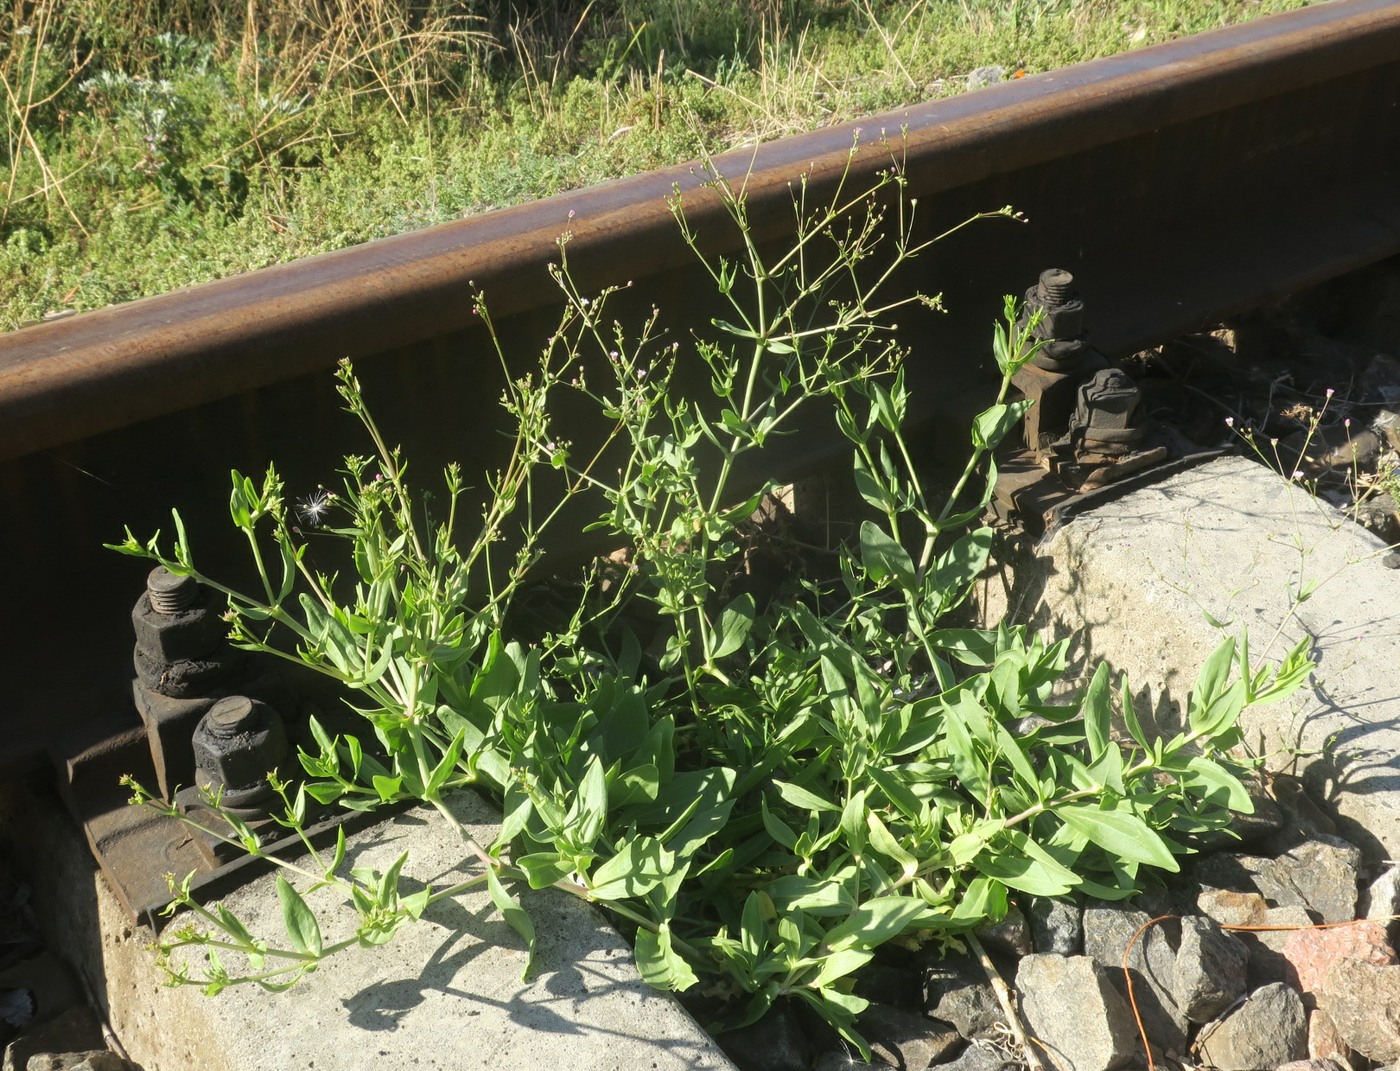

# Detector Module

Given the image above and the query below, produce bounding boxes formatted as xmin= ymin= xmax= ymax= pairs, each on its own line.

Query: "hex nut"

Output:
xmin=133 ymin=644 xmax=245 ymax=698
xmin=1031 ymin=337 xmax=1091 ymax=372
xmin=131 ymin=587 xmax=229 ymax=663
xmin=191 ymin=697 xmax=288 ymax=792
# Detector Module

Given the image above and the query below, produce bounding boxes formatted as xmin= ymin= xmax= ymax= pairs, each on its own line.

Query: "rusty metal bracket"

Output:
xmin=54 ymin=719 xmax=397 ymax=923
xmin=996 ymin=269 xmax=1190 ymax=533
xmin=51 ymin=569 xmax=394 ymax=924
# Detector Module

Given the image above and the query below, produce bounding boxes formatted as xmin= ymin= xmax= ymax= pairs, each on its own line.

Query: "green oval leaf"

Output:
xmin=275 ymin=875 xmax=322 ymax=957
xmin=1057 ymin=803 xmax=1178 ymax=871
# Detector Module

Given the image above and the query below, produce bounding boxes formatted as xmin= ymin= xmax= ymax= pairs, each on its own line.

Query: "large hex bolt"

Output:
xmin=191 ymin=696 xmax=289 ymax=813
xmin=1023 ymin=267 xmax=1086 ymax=348
xmin=131 ymin=566 xmax=244 ymax=798
xmin=132 ymin=567 xmax=229 ymax=664
xmin=1012 ymin=268 xmax=1108 ymax=453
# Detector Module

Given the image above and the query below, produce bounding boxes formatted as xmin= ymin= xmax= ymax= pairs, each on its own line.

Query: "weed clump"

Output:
xmin=113 ymin=156 xmax=1311 ymax=1055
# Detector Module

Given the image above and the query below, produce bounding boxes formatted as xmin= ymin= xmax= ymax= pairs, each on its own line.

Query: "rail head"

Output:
xmin=1 ymin=0 xmax=1397 ymax=464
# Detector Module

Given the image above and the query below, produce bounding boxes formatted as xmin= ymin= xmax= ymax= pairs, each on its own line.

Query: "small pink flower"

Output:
xmin=1225 ymin=416 xmax=1235 ymax=427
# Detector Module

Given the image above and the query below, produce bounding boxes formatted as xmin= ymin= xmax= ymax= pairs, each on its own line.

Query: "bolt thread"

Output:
xmin=1036 ymin=268 xmax=1075 ymax=306
xmin=147 ymin=567 xmax=198 ymax=614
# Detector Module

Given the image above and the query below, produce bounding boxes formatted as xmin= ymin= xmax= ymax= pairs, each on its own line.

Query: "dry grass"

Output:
xmin=1 ymin=0 xmax=91 ymax=234
xmin=0 ymin=0 xmax=1324 ymax=327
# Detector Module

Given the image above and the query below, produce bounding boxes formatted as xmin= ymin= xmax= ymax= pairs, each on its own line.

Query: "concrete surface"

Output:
xmin=0 ymin=781 xmax=733 ymax=1071
xmin=990 ymin=454 xmax=1400 ymax=860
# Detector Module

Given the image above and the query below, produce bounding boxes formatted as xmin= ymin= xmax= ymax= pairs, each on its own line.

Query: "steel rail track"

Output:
xmin=3 ymin=0 xmax=1400 ymax=772
xmin=3 ymin=0 xmax=1400 ymax=463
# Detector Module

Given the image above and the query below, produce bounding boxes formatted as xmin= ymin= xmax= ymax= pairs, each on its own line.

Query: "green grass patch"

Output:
xmin=1 ymin=0 xmax=1317 ymax=331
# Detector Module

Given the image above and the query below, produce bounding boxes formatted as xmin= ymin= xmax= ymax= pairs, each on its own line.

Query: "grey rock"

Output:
xmin=1271 ymin=774 xmax=1338 ymax=841
xmin=82 ymin=1056 xmax=129 ymax=1071
xmin=1195 ymin=853 xmax=1278 ymax=899
xmin=975 ymin=906 xmax=1032 ymax=958
xmin=853 ymin=964 xmax=921 ymax=1009
xmin=26 ymin=1054 xmax=128 ymax=1071
xmin=1266 ymin=836 xmax=1362 ymax=924
xmin=967 ymin=65 xmax=1006 ymax=88
xmin=1196 ymin=982 xmax=1307 ymax=1070
xmin=1239 ymin=906 xmax=1316 ymax=989
xmin=922 ymin=954 xmax=1007 ymax=1042
xmin=716 ymin=1000 xmax=816 ymax=1071
xmin=1275 ymin=1062 xmax=1348 ymax=1071
xmin=924 ymin=957 xmax=1002 ymax=1024
xmin=1196 ymin=891 xmax=1313 ymax=990
xmin=1 ymin=1007 xmax=103 ymax=1071
xmin=1319 ymin=959 xmax=1400 ymax=1063
xmin=0 ymin=990 xmax=32 ymax=1034
xmin=0 ymin=953 xmax=81 ymax=1029
xmin=857 ymin=1002 xmax=961 ymax=1070
xmin=1016 ymin=954 xmax=1138 ymax=1071
xmin=1174 ymin=916 xmax=1249 ymax=1024
xmin=1363 ymin=866 xmax=1400 ymax=923
xmin=922 ymin=952 xmax=987 ymax=1010
xmin=1083 ymin=905 xmax=1186 ymax=1055
xmin=1308 ymin=1007 xmax=1354 ymax=1066
xmin=1197 ymin=887 xmax=1270 ymax=927
xmin=1029 ymin=897 xmax=1082 ymax=955
xmin=1199 ymin=834 xmax=1363 ymax=923
xmin=931 ymin=1040 xmax=1016 ymax=1071
xmin=814 ymin=1054 xmax=883 ymax=1071
xmin=928 ymin=979 xmax=1004 ymax=1041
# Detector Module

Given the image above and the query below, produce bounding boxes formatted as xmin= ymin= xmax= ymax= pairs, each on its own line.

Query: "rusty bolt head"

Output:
xmin=192 ymin=696 xmax=288 ymax=792
xmin=131 ymin=581 xmax=227 ymax=664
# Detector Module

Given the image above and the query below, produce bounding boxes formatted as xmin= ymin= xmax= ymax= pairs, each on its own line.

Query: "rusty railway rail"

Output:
xmin=2 ymin=0 xmax=1399 ymax=912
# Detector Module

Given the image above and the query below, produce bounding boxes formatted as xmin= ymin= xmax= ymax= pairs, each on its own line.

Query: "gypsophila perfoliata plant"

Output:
xmin=112 ymin=138 xmax=1314 ymax=1057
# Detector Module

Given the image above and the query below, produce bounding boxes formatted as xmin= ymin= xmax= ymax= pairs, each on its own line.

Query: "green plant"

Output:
xmin=113 ymin=149 xmax=1312 ymax=1056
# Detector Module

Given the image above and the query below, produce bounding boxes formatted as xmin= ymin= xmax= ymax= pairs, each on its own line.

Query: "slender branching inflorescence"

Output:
xmin=112 ymin=145 xmax=1313 ymax=1055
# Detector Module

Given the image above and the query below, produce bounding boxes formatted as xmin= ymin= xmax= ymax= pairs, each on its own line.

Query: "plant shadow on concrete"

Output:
xmin=110 ymin=146 xmax=1312 ymax=1059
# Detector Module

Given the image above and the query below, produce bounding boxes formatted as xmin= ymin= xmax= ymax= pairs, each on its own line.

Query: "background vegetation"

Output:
xmin=2 ymin=0 xmax=1315 ymax=330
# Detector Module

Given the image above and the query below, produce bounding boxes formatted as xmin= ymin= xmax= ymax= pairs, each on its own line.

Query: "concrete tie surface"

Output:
xmin=1 ymin=783 xmax=734 ymax=1071
xmin=1014 ymin=454 xmax=1400 ymax=860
